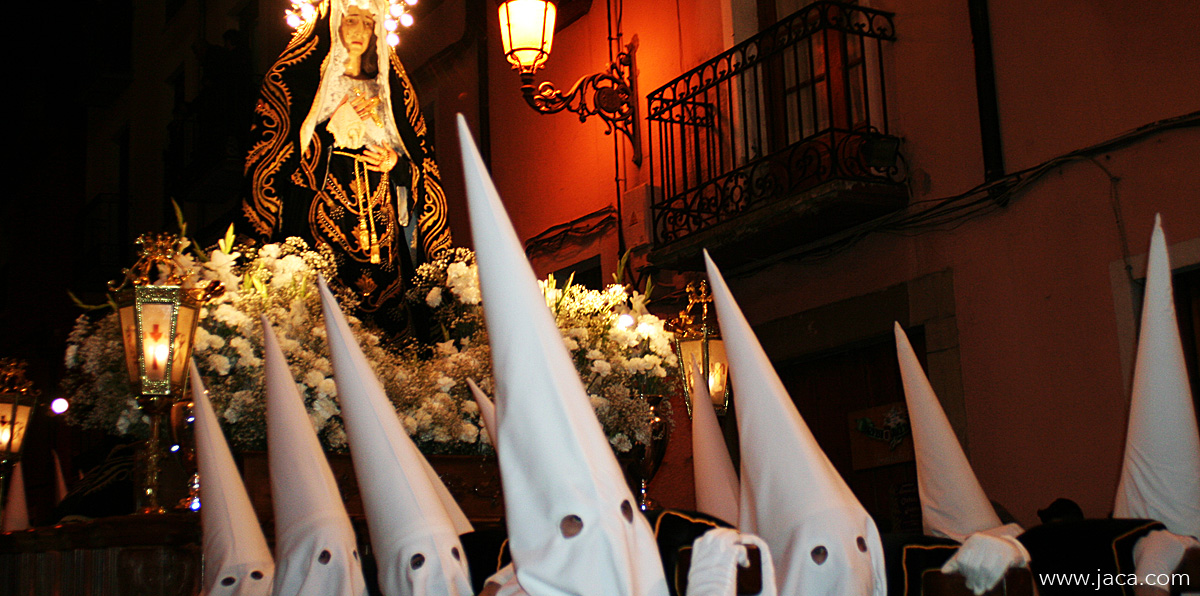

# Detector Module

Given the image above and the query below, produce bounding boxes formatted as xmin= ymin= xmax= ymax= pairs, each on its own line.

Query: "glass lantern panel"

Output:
xmin=678 ymin=338 xmax=704 ymax=393
xmin=705 ymin=339 xmax=729 ymax=408
xmin=679 ymin=337 xmax=730 ymax=408
xmin=499 ymin=0 xmax=556 ymax=70
xmin=0 ymin=403 xmax=32 ymax=455
xmin=170 ymin=304 xmax=199 ymax=389
xmin=119 ymin=305 xmax=139 ymax=385
xmin=140 ymin=302 xmax=176 ymax=383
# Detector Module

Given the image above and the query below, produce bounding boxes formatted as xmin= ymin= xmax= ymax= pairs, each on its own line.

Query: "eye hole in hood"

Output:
xmin=811 ymin=545 xmax=828 ymax=565
xmin=560 ymin=514 xmax=584 ymax=538
xmin=621 ymin=500 xmax=634 ymax=522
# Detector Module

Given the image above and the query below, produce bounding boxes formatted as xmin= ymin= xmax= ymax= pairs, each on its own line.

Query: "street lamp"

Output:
xmin=496 ymin=0 xmax=642 ymax=164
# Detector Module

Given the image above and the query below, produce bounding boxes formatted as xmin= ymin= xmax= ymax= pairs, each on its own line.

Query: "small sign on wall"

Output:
xmin=848 ymin=402 xmax=914 ymax=470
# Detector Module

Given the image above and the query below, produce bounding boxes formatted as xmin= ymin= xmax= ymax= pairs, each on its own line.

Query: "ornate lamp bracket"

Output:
xmin=520 ymin=42 xmax=642 ymax=166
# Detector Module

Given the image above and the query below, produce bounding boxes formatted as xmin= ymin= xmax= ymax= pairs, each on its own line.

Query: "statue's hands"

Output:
xmin=348 ymin=91 xmax=379 ymax=120
xmin=364 ymin=144 xmax=398 ymax=172
xmin=340 ymin=90 xmax=382 ymax=125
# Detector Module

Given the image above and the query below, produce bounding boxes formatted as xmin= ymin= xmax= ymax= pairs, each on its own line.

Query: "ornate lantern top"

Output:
xmin=108 ymin=232 xmax=223 ymax=300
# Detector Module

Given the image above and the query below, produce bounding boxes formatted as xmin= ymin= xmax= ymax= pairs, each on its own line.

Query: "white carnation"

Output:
xmin=304 ymin=370 xmax=326 ymax=388
xmin=426 ymin=287 xmax=443 ymax=308
xmin=610 ymin=433 xmax=633 ymax=452
xmin=207 ymin=354 xmax=231 ymax=376
xmin=590 ymin=360 xmax=612 ymax=376
xmin=458 ymin=423 xmax=479 ymax=444
xmin=317 ymin=378 xmax=338 ymax=397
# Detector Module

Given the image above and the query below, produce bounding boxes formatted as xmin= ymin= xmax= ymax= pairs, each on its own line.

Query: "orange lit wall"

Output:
xmin=475 ymin=0 xmax=1200 ymax=526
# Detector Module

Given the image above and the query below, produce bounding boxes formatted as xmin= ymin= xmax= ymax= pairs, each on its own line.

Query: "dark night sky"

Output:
xmin=5 ymin=4 xmax=93 ymax=392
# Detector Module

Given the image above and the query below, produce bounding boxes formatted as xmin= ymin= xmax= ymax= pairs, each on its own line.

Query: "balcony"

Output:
xmin=647 ymin=1 xmax=905 ymax=269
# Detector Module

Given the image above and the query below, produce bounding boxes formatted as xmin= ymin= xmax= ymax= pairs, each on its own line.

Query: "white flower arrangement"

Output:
xmin=64 ymin=237 xmax=674 ymax=455
xmin=410 ymin=251 xmax=677 ymax=450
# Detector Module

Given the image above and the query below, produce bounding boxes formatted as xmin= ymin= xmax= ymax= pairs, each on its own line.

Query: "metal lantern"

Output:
xmin=0 ymin=359 xmax=38 ymax=507
xmin=110 ymin=233 xmax=222 ymax=513
xmin=498 ymin=0 xmax=557 ymax=75
xmin=116 ymin=285 xmax=202 ymax=398
xmin=670 ymin=281 xmax=731 ymax=416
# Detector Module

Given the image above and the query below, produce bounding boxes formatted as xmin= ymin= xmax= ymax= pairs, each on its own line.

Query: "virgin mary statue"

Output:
xmin=242 ymin=0 xmax=450 ymax=337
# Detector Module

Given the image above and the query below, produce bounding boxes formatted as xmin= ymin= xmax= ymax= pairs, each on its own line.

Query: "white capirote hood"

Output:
xmin=705 ymin=252 xmax=886 ymax=596
xmin=263 ymin=316 xmax=367 ymax=596
xmin=458 ymin=114 xmax=668 ymax=596
xmin=319 ymin=278 xmax=474 ymax=596
xmin=191 ymin=362 xmax=275 ymax=596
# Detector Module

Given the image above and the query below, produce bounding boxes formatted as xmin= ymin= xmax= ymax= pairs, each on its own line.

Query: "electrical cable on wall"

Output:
xmin=727 ymin=110 xmax=1200 ymax=277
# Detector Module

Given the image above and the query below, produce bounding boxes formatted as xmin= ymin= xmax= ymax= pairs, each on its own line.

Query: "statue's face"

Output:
xmin=340 ymin=6 xmax=374 ymax=59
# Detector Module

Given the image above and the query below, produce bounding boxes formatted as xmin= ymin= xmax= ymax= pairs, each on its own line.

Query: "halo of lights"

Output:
xmin=50 ymin=397 xmax=70 ymax=414
xmin=287 ymin=0 xmax=415 ymax=47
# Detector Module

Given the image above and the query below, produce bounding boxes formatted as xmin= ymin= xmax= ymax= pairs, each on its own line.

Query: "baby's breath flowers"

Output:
xmin=65 ymin=243 xmax=674 ymax=455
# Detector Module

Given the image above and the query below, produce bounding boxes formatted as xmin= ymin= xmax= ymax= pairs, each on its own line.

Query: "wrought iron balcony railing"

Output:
xmin=647 ymin=1 xmax=902 ymax=249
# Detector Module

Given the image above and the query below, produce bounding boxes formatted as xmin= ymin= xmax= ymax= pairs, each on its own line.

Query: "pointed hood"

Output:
xmin=465 ymin=379 xmax=497 ymax=448
xmin=318 ymin=278 xmax=473 ymax=596
xmin=688 ymin=363 xmax=740 ymax=526
xmin=705 ymin=252 xmax=886 ymax=596
xmin=458 ymin=114 xmax=668 ymax=596
xmin=1 ymin=461 xmax=28 ymax=532
xmin=894 ymin=323 xmax=1002 ymax=542
xmin=1114 ymin=215 xmax=1200 ymax=538
xmin=52 ymin=451 xmax=69 ymax=504
xmin=191 ymin=362 xmax=275 ymax=596
xmin=263 ymin=317 xmax=367 ymax=596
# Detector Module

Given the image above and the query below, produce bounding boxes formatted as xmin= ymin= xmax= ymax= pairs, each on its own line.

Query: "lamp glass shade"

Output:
xmin=498 ymin=0 xmax=556 ymax=73
xmin=118 ymin=286 xmax=202 ymax=397
xmin=140 ymin=302 xmax=175 ymax=384
xmin=170 ymin=303 xmax=198 ymax=390
xmin=119 ymin=305 xmax=139 ymax=385
xmin=678 ymin=336 xmax=730 ymax=411
xmin=0 ymin=400 xmax=32 ymax=458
